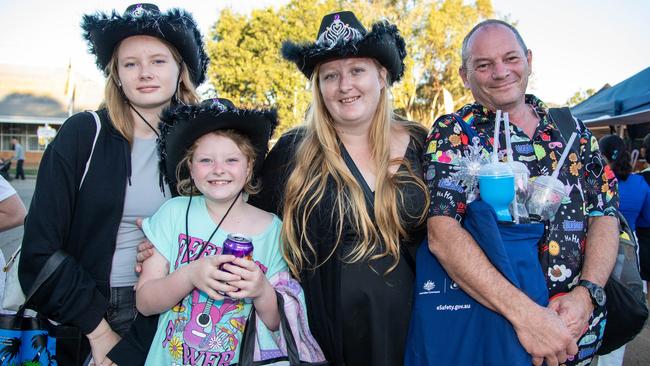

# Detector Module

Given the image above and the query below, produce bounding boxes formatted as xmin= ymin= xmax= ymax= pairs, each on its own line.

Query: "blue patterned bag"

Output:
xmin=0 ymin=251 xmax=83 ymax=366
xmin=0 ymin=316 xmax=67 ymax=365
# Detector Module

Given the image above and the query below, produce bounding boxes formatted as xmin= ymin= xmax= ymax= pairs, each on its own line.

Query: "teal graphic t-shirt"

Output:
xmin=142 ymin=196 xmax=286 ymax=366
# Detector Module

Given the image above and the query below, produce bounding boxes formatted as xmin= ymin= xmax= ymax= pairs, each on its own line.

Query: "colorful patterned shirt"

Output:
xmin=423 ymin=94 xmax=619 ymax=297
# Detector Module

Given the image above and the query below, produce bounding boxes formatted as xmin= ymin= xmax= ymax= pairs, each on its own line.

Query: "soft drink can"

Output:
xmin=221 ymin=233 xmax=254 ymax=261
xmin=218 ymin=234 xmax=253 ymax=295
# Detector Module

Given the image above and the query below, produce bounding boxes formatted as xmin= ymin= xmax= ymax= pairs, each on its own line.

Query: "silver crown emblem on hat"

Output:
xmin=316 ymin=14 xmax=363 ymax=49
xmin=210 ymin=99 xmax=227 ymax=112
xmin=131 ymin=4 xmax=145 ymax=17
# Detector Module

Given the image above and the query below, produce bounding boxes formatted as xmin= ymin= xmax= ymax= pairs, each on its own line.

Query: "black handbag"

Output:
xmin=238 ymin=290 xmax=328 ymax=366
xmin=598 ymin=276 xmax=648 ymax=354
xmin=596 ymin=213 xmax=649 ymax=355
xmin=0 ymin=250 xmax=85 ymax=366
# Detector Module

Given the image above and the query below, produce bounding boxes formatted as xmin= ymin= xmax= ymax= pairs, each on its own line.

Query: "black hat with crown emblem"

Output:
xmin=281 ymin=11 xmax=407 ymax=84
xmin=81 ymin=3 xmax=209 ymax=86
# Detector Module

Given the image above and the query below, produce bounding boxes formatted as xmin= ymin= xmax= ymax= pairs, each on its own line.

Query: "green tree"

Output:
xmin=409 ymin=0 xmax=492 ymax=125
xmin=566 ymin=88 xmax=596 ymax=106
xmin=208 ymin=1 xmax=338 ymax=134
xmin=207 ymin=0 xmax=494 ymax=135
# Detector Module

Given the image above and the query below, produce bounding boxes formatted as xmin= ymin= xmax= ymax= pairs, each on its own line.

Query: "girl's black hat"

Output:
xmin=158 ymin=99 xmax=278 ymax=191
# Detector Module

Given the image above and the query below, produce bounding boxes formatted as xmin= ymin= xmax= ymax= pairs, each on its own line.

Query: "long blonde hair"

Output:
xmin=101 ymin=37 xmax=200 ymax=145
xmin=282 ymin=63 xmax=429 ymax=278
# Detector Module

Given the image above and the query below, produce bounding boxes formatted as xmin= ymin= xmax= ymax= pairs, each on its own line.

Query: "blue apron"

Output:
xmin=404 ymin=200 xmax=547 ymax=366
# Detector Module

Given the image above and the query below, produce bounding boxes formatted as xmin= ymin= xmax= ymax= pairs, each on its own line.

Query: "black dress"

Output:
xmin=250 ymin=128 xmax=427 ymax=366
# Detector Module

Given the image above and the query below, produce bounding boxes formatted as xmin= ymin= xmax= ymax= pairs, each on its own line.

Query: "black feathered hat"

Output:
xmin=281 ymin=11 xmax=407 ymax=84
xmin=158 ymin=99 xmax=278 ymax=192
xmin=81 ymin=3 xmax=209 ymax=86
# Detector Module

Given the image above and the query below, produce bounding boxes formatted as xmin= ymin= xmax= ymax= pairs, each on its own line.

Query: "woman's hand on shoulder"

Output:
xmin=134 ymin=218 xmax=153 ymax=274
xmin=134 ymin=240 xmax=154 ymax=274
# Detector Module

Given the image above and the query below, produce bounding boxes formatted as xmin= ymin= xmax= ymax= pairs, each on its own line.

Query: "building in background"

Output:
xmin=0 ymin=63 xmax=103 ymax=169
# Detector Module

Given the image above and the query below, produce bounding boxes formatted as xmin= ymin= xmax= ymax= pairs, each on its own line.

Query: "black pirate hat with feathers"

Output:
xmin=281 ymin=11 xmax=407 ymax=84
xmin=81 ymin=3 xmax=209 ymax=86
xmin=158 ymin=99 xmax=278 ymax=195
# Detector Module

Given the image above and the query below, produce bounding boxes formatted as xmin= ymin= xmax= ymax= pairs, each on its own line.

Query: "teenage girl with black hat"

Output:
xmin=18 ymin=3 xmax=206 ymax=364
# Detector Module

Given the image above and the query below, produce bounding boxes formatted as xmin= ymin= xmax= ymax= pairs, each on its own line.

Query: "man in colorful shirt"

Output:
xmin=424 ymin=20 xmax=620 ymax=366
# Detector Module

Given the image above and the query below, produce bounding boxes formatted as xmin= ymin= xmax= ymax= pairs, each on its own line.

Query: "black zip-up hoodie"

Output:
xmin=18 ymin=109 xmax=157 ymax=363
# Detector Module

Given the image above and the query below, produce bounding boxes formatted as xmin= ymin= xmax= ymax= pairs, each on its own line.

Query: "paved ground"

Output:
xmin=1 ymin=178 xmax=648 ymax=365
xmin=622 ymin=322 xmax=650 ymax=366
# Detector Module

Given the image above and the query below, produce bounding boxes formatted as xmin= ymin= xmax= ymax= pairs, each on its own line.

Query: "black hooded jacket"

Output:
xmin=20 ymin=109 xmax=129 ymax=333
xmin=18 ymin=109 xmax=159 ymax=364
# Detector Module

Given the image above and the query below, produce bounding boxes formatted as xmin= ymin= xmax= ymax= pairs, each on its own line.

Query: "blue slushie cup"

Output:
xmin=479 ymin=162 xmax=515 ymax=222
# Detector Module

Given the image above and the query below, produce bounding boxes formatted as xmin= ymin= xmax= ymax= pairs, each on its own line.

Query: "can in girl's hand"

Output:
xmin=219 ymin=234 xmax=253 ymax=295
xmin=221 ymin=233 xmax=254 ymax=261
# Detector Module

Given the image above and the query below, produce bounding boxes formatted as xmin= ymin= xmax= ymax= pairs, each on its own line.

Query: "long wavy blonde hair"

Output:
xmin=101 ymin=37 xmax=200 ymax=145
xmin=282 ymin=62 xmax=429 ymax=278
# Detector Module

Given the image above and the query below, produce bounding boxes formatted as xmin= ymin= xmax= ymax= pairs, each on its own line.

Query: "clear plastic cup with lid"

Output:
xmin=525 ymin=175 xmax=567 ymax=222
xmin=526 ymin=131 xmax=576 ymax=222
xmin=507 ymin=161 xmax=530 ymax=223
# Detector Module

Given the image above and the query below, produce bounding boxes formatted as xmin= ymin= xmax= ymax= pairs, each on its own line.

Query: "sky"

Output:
xmin=0 ymin=0 xmax=648 ymax=105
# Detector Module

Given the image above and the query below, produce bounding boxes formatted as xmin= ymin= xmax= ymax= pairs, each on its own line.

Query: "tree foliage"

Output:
xmin=207 ymin=0 xmax=494 ymax=135
xmin=566 ymin=88 xmax=596 ymax=107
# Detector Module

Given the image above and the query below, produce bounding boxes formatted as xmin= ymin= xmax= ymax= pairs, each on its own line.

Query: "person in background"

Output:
xmin=10 ymin=137 xmax=25 ymax=180
xmin=599 ymin=135 xmax=650 ymax=234
xmin=18 ymin=3 xmax=205 ymax=365
xmin=637 ymin=134 xmax=650 ymax=305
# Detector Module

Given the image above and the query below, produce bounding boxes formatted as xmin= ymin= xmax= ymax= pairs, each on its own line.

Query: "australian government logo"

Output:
xmin=424 ymin=280 xmax=435 ymax=291
xmin=419 ymin=280 xmax=441 ymax=295
xmin=419 ymin=279 xmax=462 ymax=295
